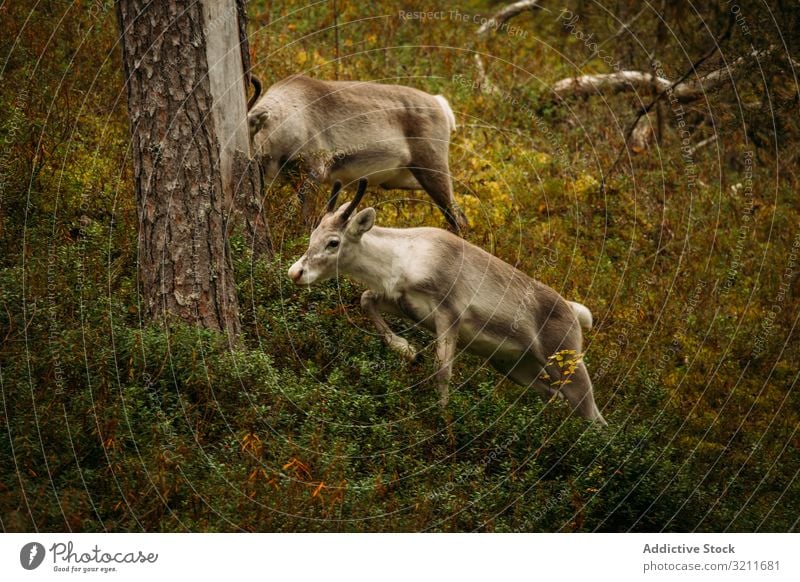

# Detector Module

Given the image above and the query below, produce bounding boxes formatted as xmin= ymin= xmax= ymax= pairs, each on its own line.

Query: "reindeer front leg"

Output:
xmin=361 ymin=291 xmax=419 ymax=363
xmin=433 ymin=310 xmax=460 ymax=407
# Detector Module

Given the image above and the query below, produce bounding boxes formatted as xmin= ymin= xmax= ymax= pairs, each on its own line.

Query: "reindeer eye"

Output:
xmin=326 ymin=240 xmax=340 ymax=250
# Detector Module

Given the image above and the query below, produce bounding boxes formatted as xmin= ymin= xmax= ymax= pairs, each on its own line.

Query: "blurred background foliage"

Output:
xmin=1 ymin=0 xmax=798 ymax=532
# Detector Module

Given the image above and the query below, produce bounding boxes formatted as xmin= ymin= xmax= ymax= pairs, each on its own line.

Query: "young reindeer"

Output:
xmin=288 ymin=180 xmax=607 ymax=425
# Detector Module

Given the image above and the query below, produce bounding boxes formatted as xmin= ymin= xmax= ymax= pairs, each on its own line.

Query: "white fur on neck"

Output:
xmin=341 ymin=228 xmax=427 ymax=300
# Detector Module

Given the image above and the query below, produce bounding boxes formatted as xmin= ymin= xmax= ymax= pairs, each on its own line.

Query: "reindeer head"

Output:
xmin=288 ymin=179 xmax=375 ymax=285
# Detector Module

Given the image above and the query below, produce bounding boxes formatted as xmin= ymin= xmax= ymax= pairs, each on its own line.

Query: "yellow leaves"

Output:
xmin=455 ymin=192 xmax=480 ymax=222
xmin=454 ymin=181 xmax=514 ymax=229
xmin=240 ymin=431 xmax=263 ymax=456
xmin=468 ymin=156 xmax=485 ymax=171
xmin=283 ymin=457 xmax=312 ymax=479
xmin=313 ymin=480 xmax=349 ymax=507
xmin=530 ymin=151 xmax=552 ymax=166
xmin=543 ymin=349 xmax=584 ymax=388
xmin=485 ymin=180 xmax=504 ymax=196
xmin=294 ymin=49 xmax=328 ymax=68
xmin=102 ymin=436 xmax=116 ymax=452
xmin=245 ymin=466 xmax=278 ymax=495
xmin=663 ymin=369 xmax=681 ymax=389
xmin=571 ymin=173 xmax=600 ymax=198
xmin=248 ymin=467 xmax=268 ymax=483
xmin=280 ymin=458 xmax=341 ymax=504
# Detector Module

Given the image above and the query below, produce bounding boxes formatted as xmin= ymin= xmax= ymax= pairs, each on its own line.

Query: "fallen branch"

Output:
xmin=687 ymin=135 xmax=717 ymax=156
xmin=553 ymin=48 xmax=775 ymax=103
xmin=474 ymin=0 xmax=543 ymax=92
xmin=476 ymin=0 xmax=542 ymax=35
xmin=600 ymin=13 xmax=736 ymax=182
xmin=474 ymin=53 xmax=501 ymax=95
xmin=552 ymin=71 xmax=673 ymax=99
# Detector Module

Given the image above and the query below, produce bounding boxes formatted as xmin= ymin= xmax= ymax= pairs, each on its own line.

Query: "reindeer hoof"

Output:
xmin=386 ymin=335 xmax=417 ymax=362
xmin=398 ymin=341 xmax=419 ymax=363
xmin=446 ymin=207 xmax=469 ymax=236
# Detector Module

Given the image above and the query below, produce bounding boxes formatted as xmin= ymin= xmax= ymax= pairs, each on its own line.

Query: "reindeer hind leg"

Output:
xmin=407 ymin=147 xmax=466 ymax=233
xmin=558 ymin=361 xmax=607 ymax=425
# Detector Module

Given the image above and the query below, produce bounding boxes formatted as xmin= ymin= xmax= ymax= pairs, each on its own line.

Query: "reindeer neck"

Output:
xmin=342 ymin=227 xmax=406 ymax=295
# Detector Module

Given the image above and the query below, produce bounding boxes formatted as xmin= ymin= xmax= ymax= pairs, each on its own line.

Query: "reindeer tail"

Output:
xmin=568 ymin=301 xmax=593 ymax=331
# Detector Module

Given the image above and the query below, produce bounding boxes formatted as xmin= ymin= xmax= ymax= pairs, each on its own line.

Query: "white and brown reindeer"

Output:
xmin=247 ymin=74 xmax=467 ymax=231
xmin=288 ymin=180 xmax=607 ymax=424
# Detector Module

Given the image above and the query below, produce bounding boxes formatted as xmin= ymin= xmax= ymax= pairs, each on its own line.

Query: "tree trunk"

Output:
xmin=235 ymin=0 xmax=271 ymax=257
xmin=117 ymin=0 xmax=255 ymax=338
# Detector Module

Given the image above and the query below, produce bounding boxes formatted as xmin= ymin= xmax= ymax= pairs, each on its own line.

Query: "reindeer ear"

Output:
xmin=346 ymin=208 xmax=376 ymax=238
xmin=249 ymin=110 xmax=270 ymax=135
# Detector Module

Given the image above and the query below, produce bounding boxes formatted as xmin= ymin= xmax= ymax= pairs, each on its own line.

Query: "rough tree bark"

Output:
xmin=117 ymin=0 xmax=255 ymax=338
